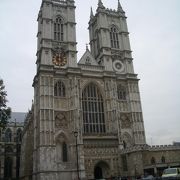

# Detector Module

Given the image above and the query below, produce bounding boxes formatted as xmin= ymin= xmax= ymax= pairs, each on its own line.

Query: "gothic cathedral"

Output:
xmin=20 ymin=0 xmax=146 ymax=179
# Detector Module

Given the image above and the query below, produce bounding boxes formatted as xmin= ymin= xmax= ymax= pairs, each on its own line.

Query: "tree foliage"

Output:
xmin=0 ymin=79 xmax=11 ymax=128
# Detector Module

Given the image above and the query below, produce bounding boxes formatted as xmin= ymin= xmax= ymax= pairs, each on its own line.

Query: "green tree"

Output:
xmin=0 ymin=78 xmax=11 ymax=128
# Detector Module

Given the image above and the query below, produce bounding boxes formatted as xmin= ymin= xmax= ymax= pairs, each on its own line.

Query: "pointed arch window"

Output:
xmin=62 ymin=142 xmax=68 ymax=162
xmin=54 ymin=81 xmax=65 ymax=97
xmin=54 ymin=17 xmax=64 ymax=41
xmin=16 ymin=128 xmax=22 ymax=143
xmin=56 ymin=135 xmax=68 ymax=163
xmin=82 ymin=83 xmax=105 ymax=134
xmin=110 ymin=26 xmax=119 ymax=49
xmin=117 ymin=85 xmax=126 ymax=100
xmin=5 ymin=128 xmax=12 ymax=142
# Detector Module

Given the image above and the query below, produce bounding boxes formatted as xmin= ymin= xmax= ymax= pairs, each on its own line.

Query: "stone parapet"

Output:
xmin=149 ymin=144 xmax=180 ymax=151
xmin=8 ymin=122 xmax=24 ymax=126
xmin=121 ymin=144 xmax=180 ymax=154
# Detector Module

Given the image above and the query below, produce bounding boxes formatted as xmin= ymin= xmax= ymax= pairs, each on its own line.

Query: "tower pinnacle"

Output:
xmin=90 ymin=7 xmax=94 ymax=18
xmin=98 ymin=0 xmax=105 ymax=9
xmin=117 ymin=0 xmax=124 ymax=13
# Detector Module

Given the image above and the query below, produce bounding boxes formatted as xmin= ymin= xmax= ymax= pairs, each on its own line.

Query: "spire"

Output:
xmin=98 ymin=0 xmax=105 ymax=9
xmin=90 ymin=7 xmax=94 ymax=18
xmin=86 ymin=43 xmax=89 ymax=51
xmin=117 ymin=0 xmax=124 ymax=13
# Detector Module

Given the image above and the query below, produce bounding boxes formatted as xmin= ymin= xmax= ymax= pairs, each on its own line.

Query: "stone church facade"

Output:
xmin=20 ymin=0 xmax=180 ymax=180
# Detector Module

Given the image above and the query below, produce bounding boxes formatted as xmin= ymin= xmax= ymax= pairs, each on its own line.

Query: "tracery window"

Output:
xmin=62 ymin=142 xmax=68 ymax=162
xmin=5 ymin=128 xmax=12 ymax=142
xmin=110 ymin=26 xmax=119 ymax=49
xmin=82 ymin=83 xmax=105 ymax=134
xmin=54 ymin=81 xmax=65 ymax=97
xmin=54 ymin=17 xmax=64 ymax=41
xmin=117 ymin=85 xmax=126 ymax=100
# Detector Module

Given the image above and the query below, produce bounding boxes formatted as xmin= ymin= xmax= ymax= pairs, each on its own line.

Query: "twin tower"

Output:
xmin=21 ymin=0 xmax=146 ymax=179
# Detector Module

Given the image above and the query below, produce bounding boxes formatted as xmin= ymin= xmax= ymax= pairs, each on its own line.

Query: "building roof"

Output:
xmin=9 ymin=112 xmax=27 ymax=123
xmin=173 ymin=142 xmax=180 ymax=146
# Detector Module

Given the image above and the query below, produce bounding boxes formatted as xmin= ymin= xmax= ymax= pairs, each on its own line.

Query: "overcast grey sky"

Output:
xmin=0 ymin=0 xmax=180 ymax=145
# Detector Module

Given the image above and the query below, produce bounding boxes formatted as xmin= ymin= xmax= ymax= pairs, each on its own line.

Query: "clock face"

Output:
xmin=52 ymin=52 xmax=67 ymax=66
xmin=113 ymin=60 xmax=124 ymax=72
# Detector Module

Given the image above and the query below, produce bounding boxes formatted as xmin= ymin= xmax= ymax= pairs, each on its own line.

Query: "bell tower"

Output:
xmin=37 ymin=0 xmax=77 ymax=68
xmin=89 ymin=0 xmax=146 ymax=146
xmin=89 ymin=0 xmax=133 ymax=73
xmin=32 ymin=1 xmax=83 ymax=180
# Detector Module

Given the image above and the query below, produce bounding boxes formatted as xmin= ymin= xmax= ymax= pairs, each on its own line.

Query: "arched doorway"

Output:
xmin=94 ymin=166 xmax=103 ymax=179
xmin=94 ymin=161 xmax=110 ymax=179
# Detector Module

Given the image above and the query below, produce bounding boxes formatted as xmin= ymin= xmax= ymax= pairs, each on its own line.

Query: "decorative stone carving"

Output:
xmin=55 ymin=113 xmax=68 ymax=129
xmin=121 ymin=114 xmax=131 ymax=129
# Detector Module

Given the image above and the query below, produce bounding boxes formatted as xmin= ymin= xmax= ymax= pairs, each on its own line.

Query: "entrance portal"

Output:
xmin=94 ymin=161 xmax=110 ymax=179
xmin=94 ymin=166 xmax=103 ymax=179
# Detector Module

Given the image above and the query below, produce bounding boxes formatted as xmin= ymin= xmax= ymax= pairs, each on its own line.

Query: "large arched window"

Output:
xmin=82 ymin=83 xmax=105 ymax=134
xmin=110 ymin=26 xmax=119 ymax=49
xmin=54 ymin=81 xmax=65 ymax=97
xmin=54 ymin=17 xmax=64 ymax=41
xmin=5 ymin=128 xmax=12 ymax=142
xmin=117 ymin=85 xmax=126 ymax=100
xmin=16 ymin=128 xmax=22 ymax=143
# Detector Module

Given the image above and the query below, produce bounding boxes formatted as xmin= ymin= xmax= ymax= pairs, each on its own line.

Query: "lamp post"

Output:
xmin=73 ymin=131 xmax=80 ymax=180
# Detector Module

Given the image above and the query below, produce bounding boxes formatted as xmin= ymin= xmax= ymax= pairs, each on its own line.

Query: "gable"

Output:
xmin=78 ymin=49 xmax=98 ymax=66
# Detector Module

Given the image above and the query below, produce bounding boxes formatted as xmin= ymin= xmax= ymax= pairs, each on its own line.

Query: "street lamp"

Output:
xmin=73 ymin=131 xmax=80 ymax=180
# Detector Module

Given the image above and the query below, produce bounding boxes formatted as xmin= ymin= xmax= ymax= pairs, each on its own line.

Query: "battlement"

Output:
xmin=99 ymin=8 xmax=125 ymax=17
xmin=53 ymin=0 xmax=67 ymax=5
xmin=121 ymin=144 xmax=180 ymax=154
xmin=149 ymin=144 xmax=180 ymax=151
xmin=42 ymin=0 xmax=75 ymax=7
xmin=106 ymin=8 xmax=117 ymax=13
xmin=52 ymin=0 xmax=75 ymax=6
